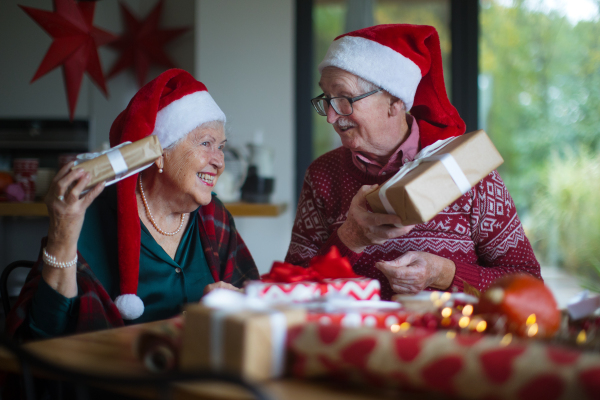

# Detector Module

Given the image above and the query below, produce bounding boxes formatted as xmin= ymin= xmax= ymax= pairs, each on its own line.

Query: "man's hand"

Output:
xmin=337 ymin=184 xmax=415 ymax=253
xmin=203 ymin=281 xmax=242 ymax=296
xmin=375 ymin=251 xmax=456 ymax=294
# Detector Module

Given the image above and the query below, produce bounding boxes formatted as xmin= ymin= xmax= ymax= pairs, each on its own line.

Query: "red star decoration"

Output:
xmin=20 ymin=0 xmax=117 ymax=120
xmin=107 ymin=0 xmax=190 ymax=87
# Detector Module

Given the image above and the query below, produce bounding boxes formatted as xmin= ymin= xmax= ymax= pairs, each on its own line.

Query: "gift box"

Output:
xmin=245 ymin=280 xmax=321 ymax=302
xmin=72 ymin=135 xmax=163 ymax=191
xmin=288 ymin=323 xmax=600 ymax=399
xmin=251 ymin=247 xmax=381 ymax=302
xmin=133 ymin=315 xmax=184 ymax=373
xmin=308 ymin=310 xmax=408 ymax=329
xmin=306 ymin=300 xmax=407 ymax=329
xmin=366 ymin=130 xmax=503 ymax=225
xmin=322 ymin=278 xmax=380 ymax=300
xmin=246 ymin=278 xmax=381 ymax=303
xmin=179 ymin=289 xmax=306 ymax=381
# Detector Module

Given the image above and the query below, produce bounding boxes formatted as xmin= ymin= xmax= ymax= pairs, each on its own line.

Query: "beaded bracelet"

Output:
xmin=42 ymin=247 xmax=77 ymax=269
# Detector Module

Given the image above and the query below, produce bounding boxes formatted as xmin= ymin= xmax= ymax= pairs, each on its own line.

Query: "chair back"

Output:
xmin=1 ymin=260 xmax=34 ymax=318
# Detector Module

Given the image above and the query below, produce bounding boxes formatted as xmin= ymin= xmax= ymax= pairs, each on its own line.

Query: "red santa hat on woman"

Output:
xmin=318 ymin=24 xmax=465 ymax=147
xmin=108 ymin=68 xmax=225 ymax=320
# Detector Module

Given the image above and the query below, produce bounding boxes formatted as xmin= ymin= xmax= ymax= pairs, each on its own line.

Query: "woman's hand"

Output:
xmin=42 ymin=162 xmax=104 ymax=297
xmin=337 ymin=185 xmax=415 ymax=253
xmin=203 ymin=281 xmax=242 ymax=296
xmin=375 ymin=251 xmax=456 ymax=295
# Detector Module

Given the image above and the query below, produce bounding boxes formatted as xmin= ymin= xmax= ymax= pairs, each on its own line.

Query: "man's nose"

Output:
xmin=326 ymin=103 xmax=340 ymax=124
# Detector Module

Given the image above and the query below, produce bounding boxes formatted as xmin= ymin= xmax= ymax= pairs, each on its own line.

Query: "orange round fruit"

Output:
xmin=478 ymin=274 xmax=561 ymax=338
xmin=0 ymin=172 xmax=14 ymax=192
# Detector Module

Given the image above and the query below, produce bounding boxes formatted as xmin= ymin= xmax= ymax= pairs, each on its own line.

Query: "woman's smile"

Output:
xmin=197 ymin=172 xmax=216 ymax=186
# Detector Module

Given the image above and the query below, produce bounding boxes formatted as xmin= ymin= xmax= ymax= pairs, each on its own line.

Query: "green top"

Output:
xmin=28 ymin=186 xmax=214 ymax=338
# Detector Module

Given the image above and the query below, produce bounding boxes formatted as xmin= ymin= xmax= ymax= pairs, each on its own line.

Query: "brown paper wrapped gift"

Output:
xmin=366 ymin=130 xmax=503 ymax=225
xmin=72 ymin=135 xmax=163 ymax=191
xmin=179 ymin=298 xmax=306 ymax=381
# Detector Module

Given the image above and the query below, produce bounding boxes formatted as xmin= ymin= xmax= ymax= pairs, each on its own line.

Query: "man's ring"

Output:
xmin=57 ymin=195 xmax=64 ymax=202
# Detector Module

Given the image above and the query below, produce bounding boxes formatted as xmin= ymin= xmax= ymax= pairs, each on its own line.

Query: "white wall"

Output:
xmin=196 ymin=0 xmax=295 ymax=274
xmin=0 ymin=0 xmax=195 ymax=150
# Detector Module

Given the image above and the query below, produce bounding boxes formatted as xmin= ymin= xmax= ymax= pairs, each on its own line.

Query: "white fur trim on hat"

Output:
xmin=318 ymin=36 xmax=422 ymax=110
xmin=152 ymin=91 xmax=226 ymax=149
xmin=115 ymin=293 xmax=145 ymax=320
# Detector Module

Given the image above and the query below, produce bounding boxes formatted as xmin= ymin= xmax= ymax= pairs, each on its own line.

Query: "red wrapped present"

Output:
xmin=247 ymin=247 xmax=381 ymax=302
xmin=288 ymin=323 xmax=600 ymax=399
xmin=245 ymin=277 xmax=381 ymax=302
xmin=133 ymin=315 xmax=184 ymax=372
xmin=321 ymin=278 xmax=380 ymax=301
xmin=306 ymin=300 xmax=408 ymax=329
xmin=245 ymin=280 xmax=322 ymax=302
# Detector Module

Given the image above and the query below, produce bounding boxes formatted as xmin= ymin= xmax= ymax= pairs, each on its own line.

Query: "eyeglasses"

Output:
xmin=311 ymin=87 xmax=383 ymax=116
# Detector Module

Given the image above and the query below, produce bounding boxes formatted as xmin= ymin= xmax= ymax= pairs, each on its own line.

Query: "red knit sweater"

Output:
xmin=285 ymin=147 xmax=541 ymax=300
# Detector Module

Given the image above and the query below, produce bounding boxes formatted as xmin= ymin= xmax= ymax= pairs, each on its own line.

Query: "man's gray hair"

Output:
xmin=356 ymin=75 xmax=380 ymax=93
xmin=355 ymin=75 xmax=405 ymax=110
xmin=165 ymin=120 xmax=225 ymax=151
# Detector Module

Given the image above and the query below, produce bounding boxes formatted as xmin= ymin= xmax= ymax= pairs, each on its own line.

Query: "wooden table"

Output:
xmin=0 ymin=322 xmax=437 ymax=400
xmin=0 ymin=202 xmax=287 ymax=218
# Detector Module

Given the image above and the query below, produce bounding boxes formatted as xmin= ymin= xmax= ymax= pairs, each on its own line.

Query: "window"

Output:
xmin=480 ymin=0 xmax=600 ymax=289
xmin=312 ymin=0 xmax=451 ymax=158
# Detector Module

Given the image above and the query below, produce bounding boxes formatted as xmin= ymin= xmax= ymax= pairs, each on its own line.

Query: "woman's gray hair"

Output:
xmin=164 ymin=120 xmax=225 ymax=151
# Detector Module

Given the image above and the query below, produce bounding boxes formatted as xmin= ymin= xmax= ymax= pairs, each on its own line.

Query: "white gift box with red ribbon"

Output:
xmin=245 ymin=281 xmax=322 ymax=302
xmin=245 ymin=277 xmax=381 ymax=303
xmin=321 ymin=278 xmax=381 ymax=300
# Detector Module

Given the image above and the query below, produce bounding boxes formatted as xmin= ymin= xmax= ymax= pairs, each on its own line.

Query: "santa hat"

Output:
xmin=318 ymin=24 xmax=465 ymax=147
xmin=108 ymin=68 xmax=225 ymax=320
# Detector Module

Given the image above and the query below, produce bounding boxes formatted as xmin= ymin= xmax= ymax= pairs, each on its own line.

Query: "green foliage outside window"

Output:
xmin=481 ymin=0 xmax=600 ymax=288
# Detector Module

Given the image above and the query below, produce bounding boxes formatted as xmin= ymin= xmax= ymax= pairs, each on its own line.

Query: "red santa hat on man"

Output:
xmin=318 ymin=24 xmax=465 ymax=147
xmin=108 ymin=68 xmax=225 ymax=320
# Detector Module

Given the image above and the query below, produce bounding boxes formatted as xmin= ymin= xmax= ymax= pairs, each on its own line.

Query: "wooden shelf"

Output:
xmin=0 ymin=202 xmax=287 ymax=218
xmin=0 ymin=202 xmax=48 ymax=217
xmin=222 ymin=202 xmax=287 ymax=217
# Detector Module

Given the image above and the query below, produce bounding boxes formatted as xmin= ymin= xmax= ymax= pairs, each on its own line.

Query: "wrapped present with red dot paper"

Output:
xmin=287 ymin=322 xmax=600 ymax=399
xmin=307 ymin=306 xmax=409 ymax=329
xmin=246 ymin=247 xmax=381 ymax=302
xmin=303 ymin=298 xmax=409 ymax=329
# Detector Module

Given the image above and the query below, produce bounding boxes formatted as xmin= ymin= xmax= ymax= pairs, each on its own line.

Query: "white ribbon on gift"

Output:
xmin=201 ymin=288 xmax=288 ymax=377
xmin=567 ymin=290 xmax=600 ymax=320
xmin=304 ymin=295 xmax=402 ymax=313
xmin=378 ymin=136 xmax=472 ymax=215
xmin=74 ymin=141 xmax=155 ymax=190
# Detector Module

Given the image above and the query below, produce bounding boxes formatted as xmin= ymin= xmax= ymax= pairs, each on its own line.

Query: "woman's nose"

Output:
xmin=212 ymin=149 xmax=224 ymax=170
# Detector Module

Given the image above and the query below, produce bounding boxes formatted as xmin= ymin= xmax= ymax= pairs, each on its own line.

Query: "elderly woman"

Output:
xmin=7 ymin=69 xmax=258 ymax=339
xmin=286 ymin=24 xmax=541 ymax=299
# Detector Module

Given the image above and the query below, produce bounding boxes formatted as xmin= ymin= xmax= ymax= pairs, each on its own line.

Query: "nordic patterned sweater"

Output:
xmin=285 ymin=146 xmax=542 ymax=300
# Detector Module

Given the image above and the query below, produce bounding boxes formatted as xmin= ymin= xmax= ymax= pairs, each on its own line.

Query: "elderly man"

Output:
xmin=285 ymin=24 xmax=541 ymax=300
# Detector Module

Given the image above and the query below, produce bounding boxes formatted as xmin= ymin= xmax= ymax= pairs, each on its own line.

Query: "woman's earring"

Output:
xmin=159 ymin=168 xmax=164 ymax=173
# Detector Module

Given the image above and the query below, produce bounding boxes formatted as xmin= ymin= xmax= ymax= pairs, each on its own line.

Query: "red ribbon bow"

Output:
xmin=261 ymin=246 xmax=358 ymax=283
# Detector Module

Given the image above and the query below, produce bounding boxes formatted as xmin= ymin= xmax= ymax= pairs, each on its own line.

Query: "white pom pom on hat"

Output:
xmin=114 ymin=294 xmax=144 ymax=320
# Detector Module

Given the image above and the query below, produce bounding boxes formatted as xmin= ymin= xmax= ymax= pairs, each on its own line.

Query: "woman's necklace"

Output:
xmin=138 ymin=172 xmax=185 ymax=236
